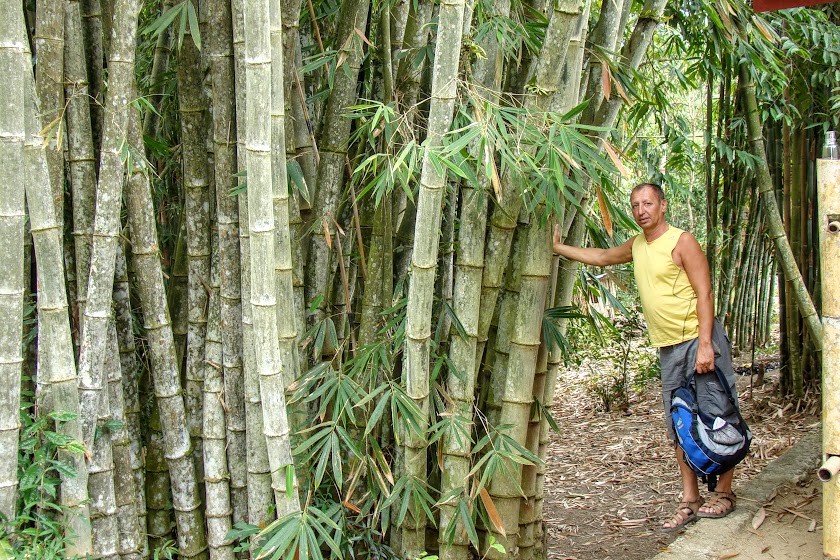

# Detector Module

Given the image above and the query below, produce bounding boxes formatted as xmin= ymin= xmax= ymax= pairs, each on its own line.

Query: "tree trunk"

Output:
xmin=114 ymin=242 xmax=147 ymax=555
xmin=244 ymin=0 xmax=301 ymax=514
xmin=178 ymin=25 xmax=212 ymax=491
xmin=487 ymin=218 xmax=551 ymax=560
xmin=18 ymin=31 xmax=92 ymax=551
xmin=304 ymin=0 xmax=372 ymax=331
xmin=74 ymin=0 xmax=142 ymax=554
xmin=268 ymin=0 xmax=302 ymax=512
xmin=33 ymin=0 xmax=65 ymax=231
xmin=439 ymin=186 xmax=487 ymax=560
xmin=142 ymin=0 xmax=173 ymax=140
xmin=208 ymin=0 xmax=248 ymax=530
xmin=125 ymin=106 xmax=209 ymax=559
xmin=281 ymin=0 xmax=309 ymax=342
xmin=705 ymin=73 xmax=717 ymax=289
xmin=402 ymin=0 xmax=466 ymax=553
xmin=739 ymin=62 xmax=822 ymax=349
xmin=80 ymin=0 xmax=104 ymax=152
xmin=105 ymin=320 xmax=143 ymax=559
xmin=65 ymin=0 xmax=98 ymax=332
xmin=204 ymin=238 xmax=236 ymax=560
xmin=231 ymin=0 xmax=274 ymax=529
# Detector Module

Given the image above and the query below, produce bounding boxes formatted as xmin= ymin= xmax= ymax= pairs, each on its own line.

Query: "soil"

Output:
xmin=543 ymin=352 xmax=821 ymax=560
xmin=715 ymin=471 xmax=823 ymax=560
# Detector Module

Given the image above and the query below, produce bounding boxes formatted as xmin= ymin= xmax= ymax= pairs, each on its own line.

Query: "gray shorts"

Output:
xmin=659 ymin=319 xmax=740 ymax=441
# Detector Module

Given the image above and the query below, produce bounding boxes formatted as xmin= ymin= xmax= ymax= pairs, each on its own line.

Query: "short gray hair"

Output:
xmin=631 ymin=183 xmax=665 ymax=202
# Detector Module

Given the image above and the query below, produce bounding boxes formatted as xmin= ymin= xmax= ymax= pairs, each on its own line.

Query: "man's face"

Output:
xmin=630 ymin=187 xmax=667 ymax=231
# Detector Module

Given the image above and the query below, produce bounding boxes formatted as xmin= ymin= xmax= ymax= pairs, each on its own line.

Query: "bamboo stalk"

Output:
xmin=245 ymin=0 xmax=300 ymax=515
xmin=817 ymin=158 xmax=840 ymax=559
xmin=208 ymin=0 xmax=248 ymax=529
xmin=402 ymin=0 xmax=466 ymax=553
xmin=125 ymin=106 xmax=209 ymax=559
xmin=204 ymin=238 xmax=236 ymax=560
xmin=178 ymin=25 xmax=213 ymax=487
xmin=114 ymin=243 xmax=147 ymax=555
xmin=739 ymin=62 xmax=822 ymax=349
xmin=17 ymin=24 xmax=92 ymax=550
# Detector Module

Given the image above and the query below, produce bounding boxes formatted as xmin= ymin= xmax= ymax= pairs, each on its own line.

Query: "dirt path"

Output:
xmin=543 ymin=360 xmax=820 ymax=560
xmin=715 ymin=471 xmax=823 ymax=560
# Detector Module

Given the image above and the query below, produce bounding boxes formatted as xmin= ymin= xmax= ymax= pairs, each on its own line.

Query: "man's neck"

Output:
xmin=643 ymin=222 xmax=669 ymax=243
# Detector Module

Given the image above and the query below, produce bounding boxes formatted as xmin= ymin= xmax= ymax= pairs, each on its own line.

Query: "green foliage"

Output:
xmin=346 ymin=91 xmax=620 ymax=220
xmin=152 ymin=539 xmax=178 ymax=560
xmin=347 ymin=100 xmax=421 ymax=207
xmin=142 ymin=0 xmax=201 ymax=51
xmin=1 ymin=398 xmax=85 ymax=559
xmin=471 ymin=0 xmax=547 ymax=62
xmin=570 ymin=314 xmax=659 ymax=412
xmin=242 ymin=290 xmax=543 ymax=558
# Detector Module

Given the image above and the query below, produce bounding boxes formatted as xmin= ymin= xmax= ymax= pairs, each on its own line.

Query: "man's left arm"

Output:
xmin=675 ymin=233 xmax=715 ymax=373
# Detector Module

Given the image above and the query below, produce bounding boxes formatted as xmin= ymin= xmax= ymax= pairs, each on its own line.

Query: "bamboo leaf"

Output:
xmin=354 ymin=27 xmax=374 ymax=48
xmin=177 ymin=1 xmax=187 ymax=48
xmin=287 ymin=159 xmax=310 ymax=205
xmin=458 ymin=499 xmax=479 ymax=549
xmin=142 ymin=2 xmax=183 ymax=38
xmin=602 ymin=62 xmax=611 ymax=101
xmin=595 ymin=186 xmax=614 ymax=238
xmin=370 ymin=438 xmax=394 ymax=485
xmin=285 ymin=465 xmax=294 ymax=500
xmin=322 ymin=218 xmax=332 ymax=249
xmin=479 ymin=487 xmax=505 ymax=537
xmin=186 ymin=0 xmax=201 ymax=49
xmin=48 ymin=410 xmax=79 ymax=423
xmin=364 ymin=389 xmax=391 ymax=437
xmin=600 ymin=139 xmax=629 ymax=178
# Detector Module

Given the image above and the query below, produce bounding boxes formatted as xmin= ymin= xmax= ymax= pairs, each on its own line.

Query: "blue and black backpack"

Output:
xmin=670 ymin=366 xmax=752 ymax=491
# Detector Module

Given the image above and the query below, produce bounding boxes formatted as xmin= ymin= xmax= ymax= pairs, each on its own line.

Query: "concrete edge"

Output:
xmin=650 ymin=428 xmax=822 ymax=560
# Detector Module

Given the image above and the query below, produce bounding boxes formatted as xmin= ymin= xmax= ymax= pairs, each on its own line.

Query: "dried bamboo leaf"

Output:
xmin=601 ymin=62 xmax=611 ymax=101
xmin=479 ymin=487 xmax=506 ymax=537
xmin=752 ymin=507 xmax=766 ymax=529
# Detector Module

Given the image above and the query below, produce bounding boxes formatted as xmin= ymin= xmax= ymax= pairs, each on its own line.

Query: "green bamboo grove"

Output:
xmin=0 ymin=0 xmax=839 ymax=558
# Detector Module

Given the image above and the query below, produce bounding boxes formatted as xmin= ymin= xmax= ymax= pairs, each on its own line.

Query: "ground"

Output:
xmin=543 ymin=350 xmax=821 ymax=560
xmin=714 ymin=471 xmax=823 ymax=560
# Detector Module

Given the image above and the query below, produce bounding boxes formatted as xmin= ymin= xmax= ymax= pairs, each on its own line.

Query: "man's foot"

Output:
xmin=697 ymin=491 xmax=736 ymax=518
xmin=658 ymin=498 xmax=704 ymax=533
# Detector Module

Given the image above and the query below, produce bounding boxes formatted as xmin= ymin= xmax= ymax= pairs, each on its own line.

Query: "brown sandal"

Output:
xmin=698 ymin=491 xmax=736 ymax=518
xmin=658 ymin=498 xmax=704 ymax=533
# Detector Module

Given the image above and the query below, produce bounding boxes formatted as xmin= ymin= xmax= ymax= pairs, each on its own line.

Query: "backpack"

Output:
xmin=670 ymin=366 xmax=752 ymax=491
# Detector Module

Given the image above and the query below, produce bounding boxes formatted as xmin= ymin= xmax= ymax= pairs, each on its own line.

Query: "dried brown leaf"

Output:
xmin=752 ymin=507 xmax=766 ymax=530
xmin=752 ymin=15 xmax=776 ymax=43
xmin=602 ymin=62 xmax=611 ymax=101
xmin=354 ymin=27 xmax=374 ymax=47
xmin=323 ymin=219 xmax=332 ymax=249
xmin=479 ymin=487 xmax=506 ymax=537
xmin=595 ymin=186 xmax=613 ymax=239
xmin=601 ymin=139 xmax=630 ymax=178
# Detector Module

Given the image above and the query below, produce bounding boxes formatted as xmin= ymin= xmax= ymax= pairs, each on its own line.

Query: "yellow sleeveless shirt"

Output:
xmin=631 ymin=225 xmax=699 ymax=347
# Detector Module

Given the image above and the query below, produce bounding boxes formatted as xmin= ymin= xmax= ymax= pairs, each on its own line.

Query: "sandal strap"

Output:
xmin=704 ymin=492 xmax=736 ymax=512
xmin=662 ymin=501 xmax=699 ymax=529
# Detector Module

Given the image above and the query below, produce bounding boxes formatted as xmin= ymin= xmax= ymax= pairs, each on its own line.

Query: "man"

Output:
xmin=553 ymin=183 xmax=740 ymax=532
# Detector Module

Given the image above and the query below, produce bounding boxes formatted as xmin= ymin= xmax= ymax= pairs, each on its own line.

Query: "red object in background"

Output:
xmin=754 ymin=0 xmax=836 ymax=12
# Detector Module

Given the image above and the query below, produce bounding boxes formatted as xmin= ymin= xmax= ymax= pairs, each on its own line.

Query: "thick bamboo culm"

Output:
xmin=818 ymin=157 xmax=840 ymax=559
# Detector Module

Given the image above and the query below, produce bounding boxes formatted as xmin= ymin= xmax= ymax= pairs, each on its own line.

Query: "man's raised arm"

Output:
xmin=552 ymin=225 xmax=635 ymax=267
